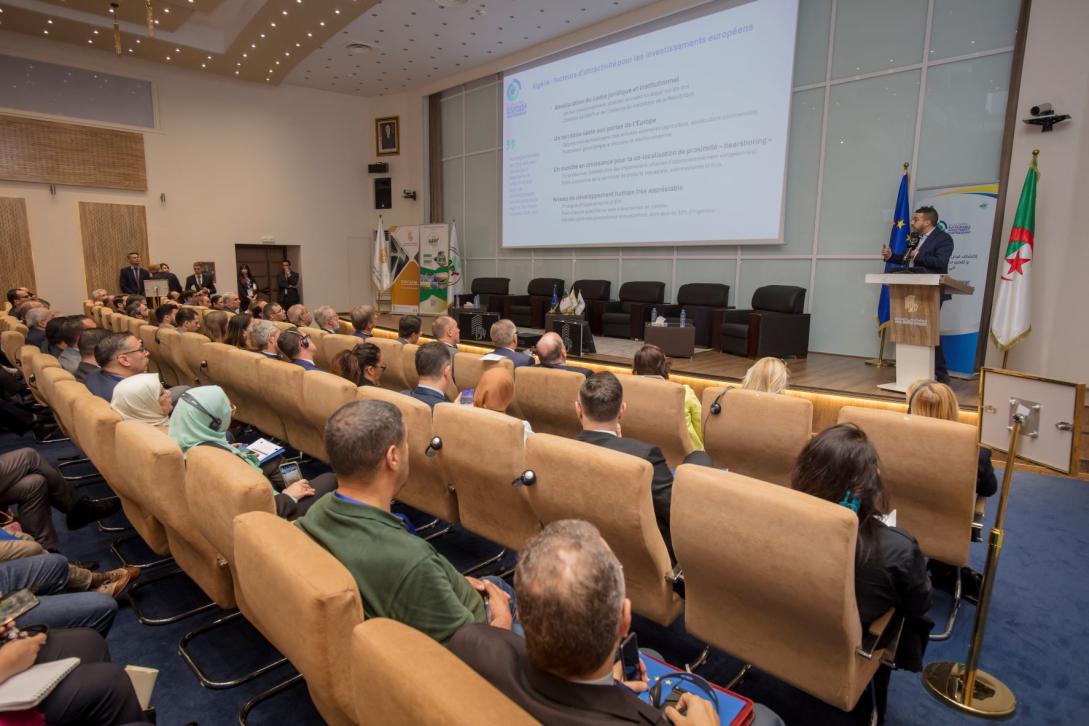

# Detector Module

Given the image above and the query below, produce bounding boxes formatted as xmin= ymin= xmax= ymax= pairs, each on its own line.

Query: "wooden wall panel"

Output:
xmin=0 ymin=115 xmax=147 ymax=191
xmin=79 ymin=202 xmax=149 ymax=296
xmin=0 ymin=197 xmax=37 ymax=296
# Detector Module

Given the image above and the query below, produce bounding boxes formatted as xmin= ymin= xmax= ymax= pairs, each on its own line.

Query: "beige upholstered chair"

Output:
xmin=318 ymin=333 xmax=360 ymax=378
xmin=300 ymin=327 xmax=329 ymax=370
xmin=701 ymin=387 xmax=813 ymax=486
xmin=157 ymin=329 xmax=195 ymax=386
xmin=513 ymin=366 xmax=584 ymax=438
xmin=671 ymin=465 xmax=896 ymax=711
xmin=233 ymin=511 xmax=363 ymax=726
xmin=198 ymin=342 xmax=235 ymax=390
xmin=256 ymin=357 xmax=307 ymax=453
xmin=228 ymin=351 xmax=287 ymax=440
xmin=27 ymin=350 xmax=60 ymax=406
xmin=349 ymin=619 xmax=539 ymax=725
xmin=451 ymin=352 xmax=515 ymax=395
xmin=212 ymin=348 xmax=263 ymax=429
xmin=1 ymin=331 xmax=24 ymax=370
xmin=140 ymin=324 xmax=179 ymax=386
xmin=299 ymin=370 xmax=357 ymax=462
xmin=181 ymin=332 xmax=212 ymax=386
xmin=368 ymin=337 xmax=407 ymax=391
xmin=523 ymin=433 xmax=682 ymax=626
xmin=400 ymin=343 xmax=420 ymax=389
xmin=619 ymin=375 xmax=694 ymax=469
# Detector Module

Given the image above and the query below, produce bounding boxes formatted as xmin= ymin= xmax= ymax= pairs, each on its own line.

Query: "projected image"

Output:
xmin=501 ymin=0 xmax=798 ymax=248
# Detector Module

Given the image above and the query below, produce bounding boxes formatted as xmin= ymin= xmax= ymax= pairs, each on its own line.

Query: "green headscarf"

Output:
xmin=168 ymin=385 xmax=260 ymax=469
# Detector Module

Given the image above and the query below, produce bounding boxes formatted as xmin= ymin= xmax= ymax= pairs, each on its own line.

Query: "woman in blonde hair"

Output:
xmin=741 ymin=357 xmax=789 ymax=394
xmin=906 ymin=379 xmax=997 ymax=499
xmin=473 ymin=367 xmax=533 ymax=440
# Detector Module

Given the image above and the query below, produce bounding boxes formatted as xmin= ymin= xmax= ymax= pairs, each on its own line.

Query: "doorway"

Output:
xmin=234 ymin=244 xmax=302 ymax=303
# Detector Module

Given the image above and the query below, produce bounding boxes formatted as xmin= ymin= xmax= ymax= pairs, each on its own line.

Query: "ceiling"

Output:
xmin=0 ymin=0 xmax=664 ymax=96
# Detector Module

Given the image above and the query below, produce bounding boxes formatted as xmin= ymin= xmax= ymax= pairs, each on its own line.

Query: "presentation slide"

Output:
xmin=501 ymin=0 xmax=798 ymax=248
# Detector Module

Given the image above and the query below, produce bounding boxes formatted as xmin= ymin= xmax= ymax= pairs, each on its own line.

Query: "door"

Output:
xmin=235 ymin=245 xmax=289 ymax=302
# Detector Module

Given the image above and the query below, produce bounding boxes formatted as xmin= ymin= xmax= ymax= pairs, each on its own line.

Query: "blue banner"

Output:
xmin=878 ymin=172 xmax=911 ymax=328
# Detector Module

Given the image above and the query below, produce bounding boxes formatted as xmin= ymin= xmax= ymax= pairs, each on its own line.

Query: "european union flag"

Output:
xmin=878 ymin=171 xmax=911 ymax=328
xmin=551 ymin=285 xmax=560 ymax=311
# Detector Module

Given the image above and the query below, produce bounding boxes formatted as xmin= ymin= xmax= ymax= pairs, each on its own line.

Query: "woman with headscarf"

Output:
xmin=473 ymin=367 xmax=532 ymax=440
xmin=110 ymin=373 xmax=172 ymax=428
xmin=168 ymin=386 xmax=336 ymax=519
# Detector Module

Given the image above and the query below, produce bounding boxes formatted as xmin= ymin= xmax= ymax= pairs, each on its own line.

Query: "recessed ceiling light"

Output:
xmin=242 ymin=53 xmax=248 ymax=57
xmin=93 ymin=29 xmax=99 ymax=34
xmin=335 ymin=9 xmax=340 ymax=14
xmin=251 ymin=43 xmax=256 ymax=48
xmin=295 ymin=42 xmax=300 ymax=47
xmin=260 ymin=33 xmax=266 ymax=38
xmin=201 ymin=63 xmax=207 ymax=68
xmin=43 ymin=29 xmax=48 ymax=34
xmin=235 ymin=71 xmax=240 ymax=75
xmin=164 ymin=7 xmax=171 ymax=13
xmin=285 ymin=51 xmax=290 ymax=56
xmin=307 ymin=32 xmax=313 ymax=37
xmin=346 ymin=42 xmax=374 ymax=55
xmin=87 ymin=39 xmax=93 ymax=44
xmin=271 ymin=22 xmax=276 ymax=27
xmin=319 ymin=21 xmax=325 ymax=26
xmin=166 ymin=56 xmax=172 ymax=60
xmin=175 ymin=48 xmax=180 ymax=52
xmin=136 ymin=39 xmax=141 ymax=44
xmin=47 ymin=19 xmax=53 ymax=24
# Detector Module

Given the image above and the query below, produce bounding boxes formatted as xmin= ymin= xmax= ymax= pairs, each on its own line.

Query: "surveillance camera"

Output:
xmin=1030 ymin=103 xmax=1053 ymax=117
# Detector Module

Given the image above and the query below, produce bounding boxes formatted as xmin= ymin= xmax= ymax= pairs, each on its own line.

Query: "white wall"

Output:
xmin=1 ymin=30 xmax=373 ymax=315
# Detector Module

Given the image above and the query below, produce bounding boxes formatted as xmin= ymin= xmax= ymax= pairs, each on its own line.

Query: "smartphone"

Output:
xmin=618 ymin=632 xmax=640 ymax=681
xmin=0 ymin=589 xmax=39 ymax=628
xmin=278 ymin=462 xmax=301 ymax=486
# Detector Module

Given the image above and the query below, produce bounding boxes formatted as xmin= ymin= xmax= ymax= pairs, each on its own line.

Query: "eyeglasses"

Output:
xmin=117 ymin=343 xmax=147 ymax=357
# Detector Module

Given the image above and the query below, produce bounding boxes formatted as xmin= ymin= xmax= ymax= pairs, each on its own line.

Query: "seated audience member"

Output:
xmin=155 ymin=303 xmax=178 ymax=328
xmin=210 ymin=294 xmax=224 ymax=310
xmin=85 ymin=333 xmax=149 ymax=402
xmin=181 ymin=290 xmax=199 ymax=306
xmin=224 ymin=312 xmax=253 ymax=349
xmin=174 ymin=308 xmax=201 ymax=333
xmin=535 ymin=331 xmax=593 ymax=377
xmin=287 ymin=304 xmax=313 ymax=328
xmin=264 ymin=302 xmax=287 ymax=322
xmin=125 ymin=299 xmax=149 ymax=321
xmin=489 ymin=319 xmax=534 ymax=368
xmin=314 ymin=305 xmax=341 ymax=334
xmin=91 ymin=288 xmax=109 ymax=306
xmin=350 ymin=304 xmax=376 ymax=339
xmin=249 ymin=320 xmax=282 ymax=359
xmin=52 ymin=317 xmax=87 ymax=374
xmin=432 ymin=314 xmax=460 ymax=354
xmin=633 ymin=344 xmax=703 ymax=451
xmin=74 ymin=329 xmax=110 ymax=383
xmin=332 ymin=342 xmax=384 ymax=387
xmin=296 ymin=400 xmax=512 ymax=642
xmin=170 ymin=386 xmax=334 ymax=518
xmin=251 ymin=299 xmax=268 ymax=319
xmin=474 ymin=368 xmax=533 ymax=440
xmin=1 ymin=556 xmax=119 ymax=636
xmin=44 ymin=316 xmax=67 ymax=357
xmin=111 ymin=373 xmax=173 ymax=427
xmin=25 ymin=306 xmax=54 ymax=352
xmin=203 ymin=310 xmax=230 ymax=343
xmin=398 ymin=314 xmax=422 ymax=345
xmin=791 ymin=423 xmax=933 ymax=716
xmin=403 ymin=341 xmax=452 ymax=409
xmin=0 ymin=448 xmax=120 ymax=551
xmin=0 ymin=528 xmax=136 ymax=598
xmin=221 ymin=292 xmax=242 ymax=314
xmin=741 ymin=357 xmax=790 ymax=394
xmin=195 ymin=292 xmax=212 ymax=307
xmin=277 ymin=329 xmax=317 ymax=370
xmin=7 ymin=286 xmax=33 ymax=309
xmin=906 ymin=380 xmax=997 ymax=499
xmin=575 ymin=372 xmax=712 ymax=560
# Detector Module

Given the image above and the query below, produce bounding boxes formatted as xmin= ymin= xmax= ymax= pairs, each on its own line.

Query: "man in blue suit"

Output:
xmin=488 ymin=319 xmax=534 ymax=368
xmin=883 ymin=205 xmax=954 ymax=382
xmin=402 ymin=341 xmax=452 ymax=410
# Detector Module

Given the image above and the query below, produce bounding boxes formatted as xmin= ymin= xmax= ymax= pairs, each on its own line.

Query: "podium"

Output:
xmin=864 ymin=273 xmax=974 ymax=392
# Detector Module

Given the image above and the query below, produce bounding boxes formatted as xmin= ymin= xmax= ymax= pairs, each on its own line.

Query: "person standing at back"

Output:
xmin=277 ymin=260 xmax=301 ymax=307
xmin=185 ymin=262 xmax=217 ymax=295
xmin=119 ymin=252 xmax=150 ymax=295
xmin=238 ymin=264 xmax=259 ymax=313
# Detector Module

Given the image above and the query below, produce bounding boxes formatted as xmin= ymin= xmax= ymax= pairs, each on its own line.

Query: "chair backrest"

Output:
xmin=677 ymin=283 xmax=729 ymax=308
xmin=400 ymin=343 xmax=420 ymax=388
xmin=527 ymin=277 xmax=564 ymax=298
xmin=357 ymin=387 xmax=458 ymax=524
xmin=671 ymin=465 xmax=877 ymax=710
xmin=256 ymin=357 xmax=307 ymax=452
xmin=470 ymin=277 xmax=510 ymax=295
xmin=349 ymin=619 xmax=538 ymax=725
xmin=0 ymin=331 xmax=24 ymax=368
xmin=619 ymin=376 xmax=693 ymax=469
xmin=319 ymin=333 xmax=361 ymax=378
xmin=572 ymin=279 xmax=611 ymax=301
xmin=752 ymin=285 xmax=806 ymax=314
xmin=452 ymin=352 xmax=514 ymax=394
xmin=197 ymin=342 xmax=235 ymax=390
xmin=38 ymin=368 xmax=77 ymax=438
xmin=434 ymin=403 xmax=539 ymax=549
xmin=227 ymin=350 xmax=287 ymax=439
xmin=513 ymin=366 xmax=583 ymax=438
xmin=28 ymin=351 xmax=59 ymax=405
xmin=116 ymin=421 xmax=234 ymax=608
xmin=181 ymin=332 xmax=212 ymax=386
xmin=157 ymin=329 xmax=194 ymax=386
xmin=369 ymin=337 xmax=408 ymax=391
xmin=524 ymin=434 xmax=682 ymax=626
xmin=18 ymin=345 xmax=38 ymax=387
xmin=617 ymin=281 xmax=665 ymax=304
xmin=300 ymin=327 xmax=330 ymax=370
xmin=837 ymin=406 xmax=976 ymax=566
xmin=300 ymin=371 xmax=357 ymax=462
xmin=140 ymin=325 xmax=177 ymax=386
xmin=700 ymin=387 xmax=813 ymax=486
xmin=233 ymin=511 xmax=363 ymax=726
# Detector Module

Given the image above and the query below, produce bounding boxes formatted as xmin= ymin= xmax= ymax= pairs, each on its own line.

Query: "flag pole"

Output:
xmin=867 ymin=162 xmax=910 ymax=368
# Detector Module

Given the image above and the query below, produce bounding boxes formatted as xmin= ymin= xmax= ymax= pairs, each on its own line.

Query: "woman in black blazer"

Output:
xmin=238 ymin=264 xmax=259 ymax=313
xmin=276 ymin=260 xmax=300 ymax=307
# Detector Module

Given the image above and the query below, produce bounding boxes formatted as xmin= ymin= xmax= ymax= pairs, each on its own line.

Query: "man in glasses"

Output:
xmin=84 ymin=333 xmax=150 ymax=402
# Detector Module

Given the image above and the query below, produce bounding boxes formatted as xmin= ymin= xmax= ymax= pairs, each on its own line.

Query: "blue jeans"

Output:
xmin=1 ymin=553 xmax=117 ymax=636
xmin=482 ymin=575 xmax=523 ymax=638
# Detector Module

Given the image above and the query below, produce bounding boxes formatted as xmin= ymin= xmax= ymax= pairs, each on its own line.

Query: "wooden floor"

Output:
xmin=375 ymin=312 xmax=980 ymax=409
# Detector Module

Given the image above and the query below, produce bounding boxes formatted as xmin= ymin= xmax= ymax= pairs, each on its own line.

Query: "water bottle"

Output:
xmin=650 ymin=306 xmax=658 ymax=324
xmin=680 ymin=309 xmax=687 ymax=328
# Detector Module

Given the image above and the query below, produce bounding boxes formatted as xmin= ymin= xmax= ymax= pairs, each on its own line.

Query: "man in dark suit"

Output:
xmin=402 ymin=341 xmax=452 ymax=410
xmin=536 ymin=331 xmax=593 ymax=377
xmin=489 ymin=319 xmax=534 ymax=368
xmin=118 ymin=252 xmax=150 ymax=295
xmin=184 ymin=262 xmax=217 ymax=295
xmin=883 ymin=205 xmax=954 ymax=382
xmin=84 ymin=333 xmax=150 ymax=402
xmin=432 ymin=314 xmax=460 ymax=356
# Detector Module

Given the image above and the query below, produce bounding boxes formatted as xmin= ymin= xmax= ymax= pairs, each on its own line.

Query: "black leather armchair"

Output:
xmin=719 ymin=285 xmax=810 ymax=358
xmin=509 ymin=278 xmax=564 ymax=328
xmin=454 ymin=277 xmax=511 ymax=315
xmin=571 ymin=279 xmax=611 ymax=335
xmin=602 ymin=281 xmax=666 ymax=340
xmin=660 ymin=283 xmax=731 ymax=348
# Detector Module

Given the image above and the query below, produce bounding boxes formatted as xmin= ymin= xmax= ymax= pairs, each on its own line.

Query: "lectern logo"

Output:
xmin=904 ymin=294 xmax=919 ymax=313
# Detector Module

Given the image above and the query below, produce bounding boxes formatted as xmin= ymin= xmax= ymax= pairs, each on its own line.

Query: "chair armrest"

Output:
xmin=627 ymin=302 xmax=653 ymax=339
xmin=586 ymin=300 xmax=608 ymax=335
xmin=509 ymin=294 xmax=531 ymax=306
xmin=665 ymin=564 xmax=685 ymax=597
xmin=721 ymin=309 xmax=755 ymax=325
xmin=857 ymin=609 xmax=904 ymax=661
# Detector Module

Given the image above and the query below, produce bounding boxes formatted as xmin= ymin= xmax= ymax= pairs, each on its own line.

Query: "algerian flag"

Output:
xmin=372 ymin=217 xmax=392 ymax=292
xmin=574 ymin=290 xmax=586 ymax=316
xmin=990 ymin=154 xmax=1039 ymax=351
xmin=448 ymin=222 xmax=464 ymax=302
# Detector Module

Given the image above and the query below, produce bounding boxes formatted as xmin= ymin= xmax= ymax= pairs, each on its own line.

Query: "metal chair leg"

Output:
xmin=110 ymin=533 xmax=174 ymax=569
xmin=685 ymin=645 xmax=710 ymax=672
xmin=929 ymin=568 xmax=962 ymax=641
xmin=460 ymin=548 xmax=507 ymax=576
xmin=238 ymin=673 xmax=304 ymax=726
xmin=178 ymin=610 xmax=290 ymax=689
xmin=126 ymin=567 xmax=216 ymax=626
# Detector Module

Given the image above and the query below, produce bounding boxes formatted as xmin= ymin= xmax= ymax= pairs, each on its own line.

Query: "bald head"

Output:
xmin=432 ymin=315 xmax=459 ymax=345
xmin=536 ymin=332 xmax=567 ymax=366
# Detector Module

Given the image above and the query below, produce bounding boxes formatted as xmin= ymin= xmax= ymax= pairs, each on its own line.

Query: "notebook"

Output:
xmin=0 ymin=656 xmax=79 ymax=710
xmin=243 ymin=438 xmax=285 ymax=465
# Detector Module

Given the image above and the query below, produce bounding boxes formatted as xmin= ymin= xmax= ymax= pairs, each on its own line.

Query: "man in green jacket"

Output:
xmin=295 ymin=399 xmax=514 ymax=643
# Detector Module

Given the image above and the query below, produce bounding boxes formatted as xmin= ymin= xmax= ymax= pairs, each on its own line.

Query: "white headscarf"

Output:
xmin=111 ymin=373 xmax=170 ymax=427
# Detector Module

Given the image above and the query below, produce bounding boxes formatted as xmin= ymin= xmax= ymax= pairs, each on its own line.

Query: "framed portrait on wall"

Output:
xmin=376 ymin=116 xmax=400 ymax=156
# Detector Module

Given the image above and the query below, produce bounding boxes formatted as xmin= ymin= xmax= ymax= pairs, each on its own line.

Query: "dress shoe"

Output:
xmin=65 ymin=497 xmax=122 ymax=530
xmin=93 ymin=566 xmax=141 ymax=598
xmin=71 ymin=559 xmax=100 ymax=571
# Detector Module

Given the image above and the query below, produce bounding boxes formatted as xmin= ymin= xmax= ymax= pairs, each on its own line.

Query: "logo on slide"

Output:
xmin=506 ymin=79 xmax=522 ymax=101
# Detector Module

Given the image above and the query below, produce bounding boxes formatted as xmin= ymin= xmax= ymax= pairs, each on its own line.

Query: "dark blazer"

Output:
xmin=184 ymin=273 xmax=217 ymax=294
xmin=402 ymin=385 xmax=447 ymax=410
xmin=448 ymin=624 xmax=665 ymax=725
xmin=26 ymin=329 xmax=48 ymax=353
xmin=977 ymin=447 xmax=998 ymax=498
xmin=352 ymin=331 xmax=373 ymax=341
xmin=153 ymin=272 xmax=183 ymax=295
xmin=890 ymin=228 xmax=954 ymax=301
xmin=277 ymin=271 xmax=300 ymax=307
xmin=292 ymin=358 xmax=318 ymax=371
xmin=119 ymin=266 xmax=151 ymax=295
xmin=542 ymin=361 xmax=593 ymax=378
xmin=492 ymin=346 xmax=535 ymax=368
xmin=84 ymin=369 xmax=123 ymax=402
xmin=238 ymin=276 xmax=259 ymax=312
xmin=74 ymin=361 xmax=99 ymax=383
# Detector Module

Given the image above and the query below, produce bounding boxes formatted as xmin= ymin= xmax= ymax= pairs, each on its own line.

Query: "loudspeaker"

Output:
xmin=367 ymin=162 xmax=389 ymax=174
xmin=374 ymin=177 xmax=392 ymax=209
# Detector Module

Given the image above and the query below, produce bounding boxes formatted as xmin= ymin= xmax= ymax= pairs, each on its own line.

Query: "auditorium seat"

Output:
xmin=39 ymin=372 xmax=79 ymax=442
xmin=233 ymin=511 xmax=363 ymax=726
xmin=602 ymin=281 xmax=666 ymax=340
xmin=256 ymin=358 xmax=307 ymax=453
xmin=1 ymin=330 xmax=25 ymax=369
xmin=455 ymin=277 xmax=511 ymax=315
xmin=158 ymin=329 xmax=197 ymax=387
xmin=83 ymin=300 xmax=93 ymax=316
xmin=229 ymin=350 xmax=288 ymax=441
xmin=660 ymin=283 xmax=731 ymax=348
xmin=300 ymin=371 xmax=357 ymax=462
xmin=524 ymin=433 xmax=682 ymax=626
xmin=317 ymin=333 xmax=358 ymax=374
xmin=513 ymin=366 xmax=583 ymax=438
xmin=27 ymin=349 xmax=59 ymax=406
xmin=452 ymin=352 xmax=514 ymax=395
xmin=719 ymin=285 xmax=810 ymax=359
xmin=837 ymin=406 xmax=977 ymax=639
xmin=300 ymin=327 xmax=330 ymax=370
xmin=271 ymin=320 xmax=296 ymax=332
xmin=198 ymin=342 xmax=235 ymax=390
xmin=671 ymin=464 xmax=899 ymax=711
xmin=349 ymin=619 xmax=538 ymax=725
xmin=700 ymin=387 xmax=813 ymax=486
xmin=509 ymin=277 xmax=565 ymax=328
xmin=400 ymin=343 xmax=420 ymax=389
xmin=140 ymin=324 xmax=179 ymax=387
xmin=181 ymin=332 xmax=213 ymax=386
xmin=618 ymin=374 xmax=694 ymax=469
xmin=368 ymin=337 xmax=408 ymax=391
xmin=571 ymin=279 xmax=611 ymax=335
